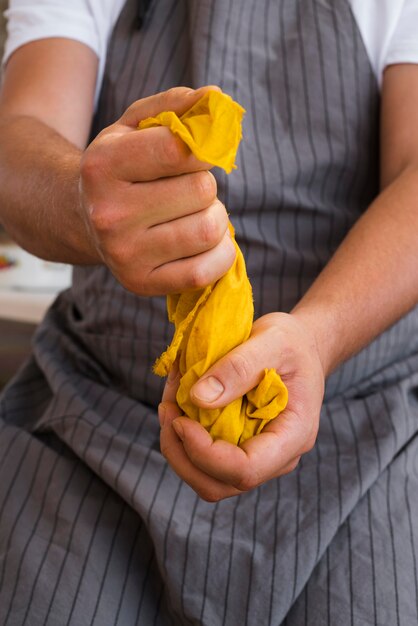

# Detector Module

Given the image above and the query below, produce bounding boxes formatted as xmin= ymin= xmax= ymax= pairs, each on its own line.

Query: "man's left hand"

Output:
xmin=159 ymin=312 xmax=325 ymax=502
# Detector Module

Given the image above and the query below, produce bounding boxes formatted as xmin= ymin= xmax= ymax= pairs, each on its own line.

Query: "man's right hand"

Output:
xmin=79 ymin=86 xmax=236 ymax=296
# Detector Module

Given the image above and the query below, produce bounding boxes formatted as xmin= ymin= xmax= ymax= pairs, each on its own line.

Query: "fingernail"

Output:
xmin=172 ymin=419 xmax=184 ymax=440
xmin=193 ymin=376 xmax=224 ymax=402
xmin=158 ymin=403 xmax=166 ymax=428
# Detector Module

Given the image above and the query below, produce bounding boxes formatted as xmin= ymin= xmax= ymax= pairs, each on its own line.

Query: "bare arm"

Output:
xmin=292 ymin=63 xmax=418 ymax=376
xmin=0 ymin=39 xmax=235 ymax=292
xmin=0 ymin=38 xmax=99 ymax=262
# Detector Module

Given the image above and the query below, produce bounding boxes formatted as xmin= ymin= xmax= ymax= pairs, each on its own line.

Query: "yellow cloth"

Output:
xmin=139 ymin=90 xmax=288 ymax=445
xmin=138 ymin=91 xmax=244 ymax=173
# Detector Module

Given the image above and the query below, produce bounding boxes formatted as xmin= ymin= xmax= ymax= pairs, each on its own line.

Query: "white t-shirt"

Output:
xmin=3 ymin=0 xmax=418 ymax=103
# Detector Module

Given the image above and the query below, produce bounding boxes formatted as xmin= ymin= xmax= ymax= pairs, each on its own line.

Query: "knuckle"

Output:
xmin=198 ymin=487 xmax=223 ymax=503
xmin=159 ymin=134 xmax=185 ymax=169
xmin=228 ymin=352 xmax=254 ymax=384
xmin=217 ymin=237 xmax=237 ymax=276
xmin=80 ymin=146 xmax=109 ymax=184
xmin=119 ymin=100 xmax=136 ymax=125
xmin=159 ymin=88 xmax=176 ymax=107
xmin=301 ymin=436 xmax=316 ymax=455
xmin=160 ymin=87 xmax=191 ymax=108
xmin=191 ymin=171 xmax=217 ymax=207
xmin=188 ymin=262 xmax=211 ymax=290
xmin=225 ymin=236 xmax=237 ymax=264
xmin=89 ymin=201 xmax=116 ymax=233
xmin=123 ymin=99 xmax=141 ymax=120
xmin=199 ymin=210 xmax=222 ymax=248
xmin=80 ymin=153 xmax=100 ymax=184
xmin=235 ymin=474 xmax=256 ymax=493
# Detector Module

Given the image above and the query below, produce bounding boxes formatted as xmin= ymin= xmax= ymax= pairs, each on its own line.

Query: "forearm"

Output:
xmin=292 ymin=165 xmax=418 ymax=377
xmin=0 ymin=113 xmax=98 ymax=264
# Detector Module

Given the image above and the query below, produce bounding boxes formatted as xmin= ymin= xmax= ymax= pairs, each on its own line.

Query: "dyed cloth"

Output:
xmin=143 ymin=91 xmax=288 ymax=444
xmin=139 ymin=90 xmax=245 ymax=173
xmin=1 ymin=1 xmax=418 ymax=625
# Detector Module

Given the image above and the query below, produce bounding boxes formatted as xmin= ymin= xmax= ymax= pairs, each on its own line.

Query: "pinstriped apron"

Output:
xmin=1 ymin=1 xmax=418 ymax=624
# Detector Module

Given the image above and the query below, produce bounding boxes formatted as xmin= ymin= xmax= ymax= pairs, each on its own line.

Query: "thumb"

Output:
xmin=120 ymin=85 xmax=222 ymax=128
xmin=190 ymin=339 xmax=266 ymax=409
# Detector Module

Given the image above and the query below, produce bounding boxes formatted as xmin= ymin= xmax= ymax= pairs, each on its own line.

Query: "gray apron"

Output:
xmin=1 ymin=1 xmax=418 ymax=624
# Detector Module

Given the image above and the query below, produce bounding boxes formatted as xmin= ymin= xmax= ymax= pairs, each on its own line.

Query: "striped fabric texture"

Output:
xmin=1 ymin=1 xmax=418 ymax=624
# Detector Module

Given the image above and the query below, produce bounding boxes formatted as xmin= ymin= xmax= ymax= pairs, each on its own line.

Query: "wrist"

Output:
xmin=72 ymin=170 xmax=103 ymax=265
xmin=290 ymin=301 xmax=342 ymax=379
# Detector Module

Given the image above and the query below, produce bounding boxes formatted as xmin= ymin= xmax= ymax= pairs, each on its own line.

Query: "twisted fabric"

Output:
xmin=139 ymin=90 xmax=288 ymax=444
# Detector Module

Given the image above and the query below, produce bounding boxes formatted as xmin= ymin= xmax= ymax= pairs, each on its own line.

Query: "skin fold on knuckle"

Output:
xmin=198 ymin=208 xmax=224 ymax=249
xmin=227 ymin=352 xmax=254 ymax=386
xmin=184 ymin=236 xmax=235 ymax=291
xmin=159 ymin=132 xmax=188 ymax=171
xmin=166 ymin=218 xmax=204 ymax=260
xmin=197 ymin=485 xmax=226 ymax=503
xmin=190 ymin=171 xmax=217 ymax=209
xmin=188 ymin=259 xmax=212 ymax=290
xmin=233 ymin=461 xmax=260 ymax=492
xmin=160 ymin=86 xmax=192 ymax=106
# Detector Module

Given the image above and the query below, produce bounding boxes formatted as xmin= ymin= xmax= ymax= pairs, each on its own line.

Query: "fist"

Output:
xmin=79 ymin=86 xmax=236 ymax=295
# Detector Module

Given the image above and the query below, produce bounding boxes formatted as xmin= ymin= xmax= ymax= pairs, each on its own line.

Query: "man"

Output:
xmin=0 ymin=1 xmax=418 ymax=623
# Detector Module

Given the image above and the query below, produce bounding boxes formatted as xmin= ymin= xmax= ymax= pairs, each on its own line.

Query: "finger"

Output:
xmin=131 ymin=171 xmax=217 ymax=228
xmin=238 ymin=408 xmax=314 ymax=483
xmin=143 ymin=201 xmax=229 ymax=265
xmin=120 ymin=85 xmax=222 ymax=128
xmin=190 ymin=332 xmax=277 ymax=409
xmin=174 ymin=407 xmax=310 ymax=490
xmin=171 ymin=416 xmax=254 ymax=489
xmin=158 ymin=401 xmax=182 ymax=427
xmin=160 ymin=409 xmax=242 ymax=502
xmin=108 ymin=126 xmax=213 ymax=182
xmin=81 ymin=172 xmax=219 ymax=260
xmin=161 ymin=361 xmax=181 ymax=404
xmin=148 ymin=229 xmax=236 ymax=294
xmin=99 ymin=228 xmax=236 ymax=296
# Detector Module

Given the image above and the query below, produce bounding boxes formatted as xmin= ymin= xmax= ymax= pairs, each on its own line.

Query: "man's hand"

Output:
xmin=159 ymin=313 xmax=325 ymax=501
xmin=1 ymin=41 xmax=235 ymax=282
xmin=79 ymin=86 xmax=236 ymax=295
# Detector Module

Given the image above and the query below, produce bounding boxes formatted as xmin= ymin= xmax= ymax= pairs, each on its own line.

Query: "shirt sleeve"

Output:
xmin=384 ymin=0 xmax=418 ymax=70
xmin=2 ymin=0 xmax=125 ymax=105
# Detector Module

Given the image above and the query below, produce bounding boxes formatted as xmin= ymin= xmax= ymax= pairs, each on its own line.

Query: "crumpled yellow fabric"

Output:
xmin=139 ymin=90 xmax=288 ymax=445
xmin=138 ymin=90 xmax=244 ymax=173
